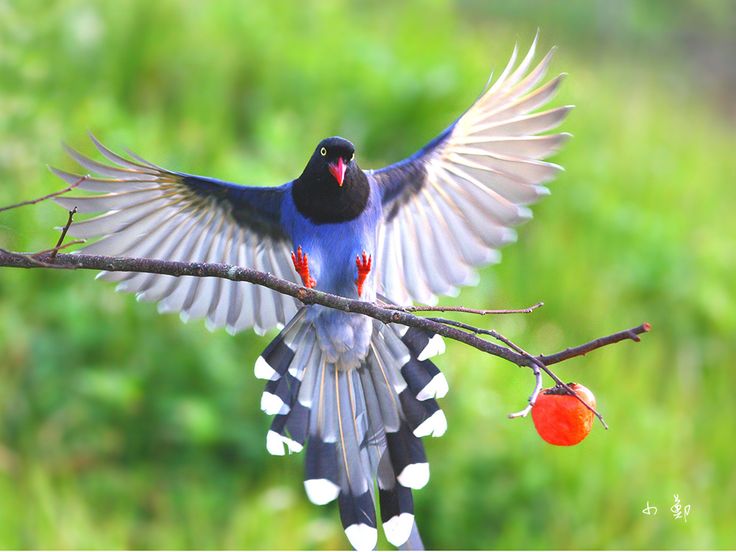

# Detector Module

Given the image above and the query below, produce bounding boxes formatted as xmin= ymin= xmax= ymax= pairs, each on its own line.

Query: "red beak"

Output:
xmin=328 ymin=157 xmax=346 ymax=187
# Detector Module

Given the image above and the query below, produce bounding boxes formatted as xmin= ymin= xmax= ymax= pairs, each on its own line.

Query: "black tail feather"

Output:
xmin=386 ymin=422 xmax=429 ymax=490
xmin=339 ymin=490 xmax=378 ymax=551
xmin=378 ymin=451 xmax=415 ymax=547
xmin=304 ymin=436 xmax=341 ymax=505
xmin=254 ymin=332 xmax=295 ymax=381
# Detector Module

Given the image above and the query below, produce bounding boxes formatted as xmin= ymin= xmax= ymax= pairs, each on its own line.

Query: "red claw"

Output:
xmin=291 ymin=246 xmax=316 ymax=288
xmin=355 ymin=251 xmax=372 ymax=297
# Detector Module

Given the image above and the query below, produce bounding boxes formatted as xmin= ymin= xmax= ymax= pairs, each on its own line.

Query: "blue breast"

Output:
xmin=281 ymin=183 xmax=382 ymax=298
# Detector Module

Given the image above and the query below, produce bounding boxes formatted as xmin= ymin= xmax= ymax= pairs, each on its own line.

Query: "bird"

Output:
xmin=52 ymin=35 xmax=570 ymax=551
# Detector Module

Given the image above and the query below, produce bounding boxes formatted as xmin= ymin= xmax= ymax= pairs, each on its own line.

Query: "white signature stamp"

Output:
xmin=642 ymin=494 xmax=691 ymax=522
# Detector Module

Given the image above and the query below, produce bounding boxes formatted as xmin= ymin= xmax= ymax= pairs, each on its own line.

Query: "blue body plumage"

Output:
xmin=281 ymin=174 xmax=381 ymax=301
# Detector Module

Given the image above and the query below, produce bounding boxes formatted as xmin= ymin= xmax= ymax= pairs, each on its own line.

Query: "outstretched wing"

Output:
xmin=371 ymin=36 xmax=571 ymax=304
xmin=52 ymin=136 xmax=299 ymax=335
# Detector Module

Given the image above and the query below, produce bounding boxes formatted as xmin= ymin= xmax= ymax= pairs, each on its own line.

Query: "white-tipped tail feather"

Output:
xmin=397 ymin=463 xmax=430 ymax=490
xmin=266 ymin=430 xmax=303 ymax=456
xmin=344 ymin=523 xmax=378 ymax=552
xmin=413 ymin=409 xmax=448 ymax=438
xmin=417 ymin=334 xmax=446 ymax=361
xmin=383 ymin=513 xmax=416 ymax=547
xmin=260 ymin=391 xmax=289 ymax=416
xmin=417 ymin=372 xmax=449 ymax=400
xmin=254 ymin=356 xmax=278 ymax=380
xmin=304 ymin=478 xmax=341 ymax=505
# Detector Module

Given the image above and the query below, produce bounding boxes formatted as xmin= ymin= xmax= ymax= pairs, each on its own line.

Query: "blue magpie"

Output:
xmin=53 ymin=36 xmax=570 ymax=550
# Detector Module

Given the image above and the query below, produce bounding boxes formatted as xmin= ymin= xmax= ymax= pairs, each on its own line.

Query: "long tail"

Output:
xmin=254 ymin=309 xmax=448 ymax=551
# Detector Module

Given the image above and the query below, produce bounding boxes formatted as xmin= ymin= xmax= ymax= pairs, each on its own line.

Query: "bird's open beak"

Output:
xmin=328 ymin=157 xmax=346 ymax=187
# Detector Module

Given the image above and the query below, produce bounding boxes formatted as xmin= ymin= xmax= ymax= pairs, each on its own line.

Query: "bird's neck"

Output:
xmin=292 ymin=166 xmax=370 ymax=224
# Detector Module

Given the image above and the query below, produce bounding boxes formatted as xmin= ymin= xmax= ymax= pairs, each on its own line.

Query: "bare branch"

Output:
xmin=427 ymin=316 xmax=611 ymax=427
xmin=0 ymin=176 xmax=88 ymax=214
xmin=387 ymin=302 xmax=544 ymax=316
xmin=0 ymin=248 xmax=67 ymax=269
xmin=496 ymin=334 xmax=609 ymax=429
xmin=0 ymin=251 xmax=649 ymax=379
xmin=31 ymin=240 xmax=86 ymax=257
xmin=508 ymin=361 xmax=542 ymax=419
xmin=539 ymin=323 xmax=652 ymax=366
xmin=428 ymin=316 xmax=650 ymax=369
xmin=0 ymin=251 xmax=529 ymax=363
xmin=50 ymin=207 xmax=77 ymax=260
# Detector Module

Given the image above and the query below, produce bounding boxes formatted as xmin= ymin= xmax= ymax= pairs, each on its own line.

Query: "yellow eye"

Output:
xmin=320 ymin=147 xmax=327 ymax=156
xmin=350 ymin=152 xmax=355 ymax=161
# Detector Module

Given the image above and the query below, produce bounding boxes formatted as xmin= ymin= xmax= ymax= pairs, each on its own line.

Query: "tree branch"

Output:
xmin=427 ymin=316 xmax=611 ymax=427
xmin=386 ymin=302 xmax=544 ymax=316
xmin=50 ymin=207 xmax=77 ymax=260
xmin=0 ymin=250 xmax=539 ymax=363
xmin=0 ymin=249 xmax=650 ymax=424
xmin=0 ymin=176 xmax=88 ymax=214
xmin=538 ymin=323 xmax=652 ymax=366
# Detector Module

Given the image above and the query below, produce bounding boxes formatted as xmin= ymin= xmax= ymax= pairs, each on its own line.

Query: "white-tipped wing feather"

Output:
xmin=52 ymin=136 xmax=299 ymax=335
xmin=372 ymin=35 xmax=571 ymax=304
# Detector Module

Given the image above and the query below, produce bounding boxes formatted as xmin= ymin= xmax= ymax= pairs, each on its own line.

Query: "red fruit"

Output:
xmin=531 ymin=383 xmax=596 ymax=446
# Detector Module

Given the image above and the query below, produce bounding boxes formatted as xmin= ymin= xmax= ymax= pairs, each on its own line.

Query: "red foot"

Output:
xmin=291 ymin=246 xmax=316 ymax=288
xmin=355 ymin=251 xmax=372 ymax=297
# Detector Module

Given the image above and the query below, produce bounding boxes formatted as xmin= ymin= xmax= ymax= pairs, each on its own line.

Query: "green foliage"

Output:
xmin=1 ymin=0 xmax=734 ymax=548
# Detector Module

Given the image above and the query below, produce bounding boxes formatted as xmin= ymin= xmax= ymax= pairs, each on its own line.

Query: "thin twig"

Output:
xmin=508 ymin=362 xmax=542 ymax=419
xmin=428 ymin=317 xmax=650 ymax=367
xmin=388 ymin=302 xmax=543 ymax=316
xmin=50 ymin=207 xmax=77 ymax=260
xmin=493 ymin=333 xmax=609 ymax=429
xmin=0 ymin=176 xmax=88 ymax=214
xmin=539 ymin=323 xmax=652 ymax=366
xmin=32 ymin=240 xmax=85 ymax=257
xmin=480 ymin=328 xmax=555 ymax=420
xmin=428 ymin=316 xmax=610 ymax=428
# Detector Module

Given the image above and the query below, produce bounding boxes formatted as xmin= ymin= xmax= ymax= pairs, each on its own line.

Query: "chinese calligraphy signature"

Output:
xmin=642 ymin=494 xmax=691 ymax=522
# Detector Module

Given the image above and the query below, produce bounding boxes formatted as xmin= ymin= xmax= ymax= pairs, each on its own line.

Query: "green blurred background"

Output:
xmin=1 ymin=0 xmax=735 ymax=549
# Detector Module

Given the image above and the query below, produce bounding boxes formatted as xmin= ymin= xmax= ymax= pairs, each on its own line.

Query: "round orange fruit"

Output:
xmin=531 ymin=383 xmax=596 ymax=446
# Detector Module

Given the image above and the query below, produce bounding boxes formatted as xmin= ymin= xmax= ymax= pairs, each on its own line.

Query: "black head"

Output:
xmin=302 ymin=136 xmax=356 ymax=187
xmin=292 ymin=136 xmax=369 ymax=224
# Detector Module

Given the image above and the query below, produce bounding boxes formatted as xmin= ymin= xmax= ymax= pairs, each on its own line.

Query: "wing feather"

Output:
xmin=371 ymin=37 xmax=570 ymax=304
xmin=52 ymin=137 xmax=299 ymax=333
